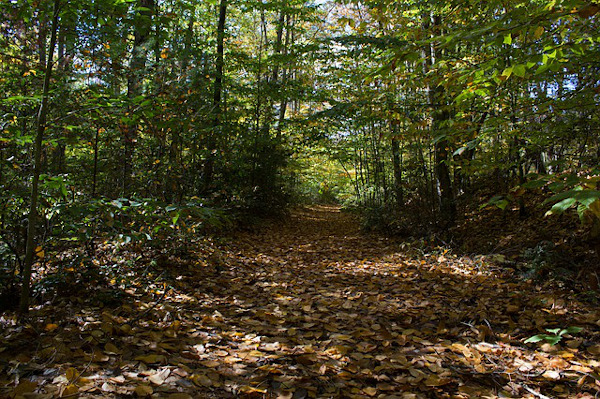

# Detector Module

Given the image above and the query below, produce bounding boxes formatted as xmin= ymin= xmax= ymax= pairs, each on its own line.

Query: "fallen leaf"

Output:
xmin=12 ymin=381 xmax=38 ymax=397
xmin=149 ymin=368 xmax=171 ymax=385
xmin=587 ymin=344 xmax=600 ymax=355
xmin=134 ymin=384 xmax=153 ymax=397
xmin=104 ymin=342 xmax=121 ymax=355
xmin=135 ymin=354 xmax=166 ymax=364
xmin=61 ymin=384 xmax=78 ymax=397
xmin=65 ymin=367 xmax=78 ymax=382
xmin=192 ymin=373 xmax=213 ymax=387
xmin=424 ymin=374 xmax=451 ymax=387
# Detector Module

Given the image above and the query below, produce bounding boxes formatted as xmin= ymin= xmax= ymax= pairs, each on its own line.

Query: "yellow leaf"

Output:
xmin=534 ymin=26 xmax=545 ymax=40
xmin=363 ymin=387 xmax=378 ymax=396
xmin=192 ymin=374 xmax=213 ymax=387
xmin=588 ymin=199 xmax=600 ymax=219
xmin=424 ymin=374 xmax=451 ymax=387
xmin=35 ymin=246 xmax=44 ymax=258
xmin=61 ymin=384 xmax=79 ymax=397
xmin=66 ymin=367 xmax=78 ymax=382
xmin=134 ymin=384 xmax=153 ymax=397
xmin=45 ymin=323 xmax=59 ymax=331
xmin=240 ymin=386 xmax=267 ymax=394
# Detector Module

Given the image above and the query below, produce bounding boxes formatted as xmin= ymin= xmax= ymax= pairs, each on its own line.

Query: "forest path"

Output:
xmin=192 ymin=205 xmax=598 ymax=398
xmin=2 ymin=206 xmax=599 ymax=399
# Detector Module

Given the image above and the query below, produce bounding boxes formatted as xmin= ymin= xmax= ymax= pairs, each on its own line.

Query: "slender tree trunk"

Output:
xmin=92 ymin=127 xmax=100 ymax=198
xmin=20 ymin=0 xmax=60 ymax=314
xmin=123 ymin=0 xmax=154 ymax=195
xmin=391 ymin=132 xmax=403 ymax=209
xmin=37 ymin=8 xmax=48 ymax=69
xmin=51 ymin=25 xmax=68 ymax=174
xmin=204 ymin=0 xmax=227 ymax=191
xmin=276 ymin=15 xmax=293 ymax=140
xmin=424 ymin=13 xmax=455 ymax=226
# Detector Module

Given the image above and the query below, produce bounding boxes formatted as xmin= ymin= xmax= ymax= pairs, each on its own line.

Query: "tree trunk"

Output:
xmin=123 ymin=0 xmax=154 ymax=195
xmin=391 ymin=134 xmax=403 ymax=209
xmin=276 ymin=14 xmax=294 ymax=140
xmin=20 ymin=0 xmax=60 ymax=314
xmin=204 ymin=0 xmax=227 ymax=191
xmin=424 ymin=13 xmax=456 ymax=226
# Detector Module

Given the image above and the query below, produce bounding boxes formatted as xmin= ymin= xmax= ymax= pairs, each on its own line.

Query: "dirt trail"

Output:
xmin=200 ymin=205 xmax=599 ymax=398
xmin=2 ymin=206 xmax=599 ymax=398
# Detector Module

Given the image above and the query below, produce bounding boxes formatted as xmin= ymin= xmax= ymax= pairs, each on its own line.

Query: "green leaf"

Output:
xmin=172 ymin=212 xmax=180 ymax=225
xmin=546 ymin=336 xmax=562 ymax=345
xmin=563 ymin=326 xmax=583 ymax=335
xmin=524 ymin=335 xmax=545 ymax=343
xmin=535 ymin=63 xmax=551 ymax=75
xmin=546 ymin=198 xmax=577 ymax=215
xmin=522 ymin=179 xmax=547 ymax=189
xmin=513 ymin=64 xmax=526 ymax=78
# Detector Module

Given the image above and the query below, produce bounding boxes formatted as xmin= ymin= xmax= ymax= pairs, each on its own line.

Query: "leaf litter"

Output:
xmin=1 ymin=205 xmax=600 ymax=398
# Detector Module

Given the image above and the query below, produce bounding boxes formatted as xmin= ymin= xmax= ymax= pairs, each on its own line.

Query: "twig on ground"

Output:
xmin=521 ymin=384 xmax=553 ymax=399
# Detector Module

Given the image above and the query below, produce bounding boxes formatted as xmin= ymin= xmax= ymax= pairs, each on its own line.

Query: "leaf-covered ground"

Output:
xmin=2 ymin=205 xmax=600 ymax=398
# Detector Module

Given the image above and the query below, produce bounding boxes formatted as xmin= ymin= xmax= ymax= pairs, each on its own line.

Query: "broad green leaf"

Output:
xmin=524 ymin=335 xmax=545 ymax=343
xmin=546 ymin=198 xmax=576 ymax=215
xmin=513 ymin=64 xmax=526 ymax=78
xmin=561 ymin=326 xmax=582 ymax=335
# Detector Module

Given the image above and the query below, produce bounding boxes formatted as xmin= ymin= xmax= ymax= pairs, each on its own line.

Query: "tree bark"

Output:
xmin=203 ymin=0 xmax=227 ymax=191
xmin=424 ymin=13 xmax=456 ymax=226
xmin=391 ymin=134 xmax=403 ymax=209
xmin=123 ymin=0 xmax=154 ymax=195
xmin=20 ymin=0 xmax=60 ymax=314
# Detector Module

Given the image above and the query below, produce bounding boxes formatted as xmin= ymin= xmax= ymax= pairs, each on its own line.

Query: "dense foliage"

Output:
xmin=1 ymin=0 xmax=599 ymax=311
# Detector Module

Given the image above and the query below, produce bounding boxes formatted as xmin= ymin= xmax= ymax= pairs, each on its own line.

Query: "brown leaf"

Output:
xmin=363 ymin=387 xmax=378 ymax=396
xmin=104 ymin=342 xmax=121 ymax=355
xmin=135 ymin=354 xmax=166 ymax=364
xmin=424 ymin=374 xmax=451 ymax=387
xmin=587 ymin=344 xmax=600 ymax=355
xmin=12 ymin=381 xmax=38 ymax=397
